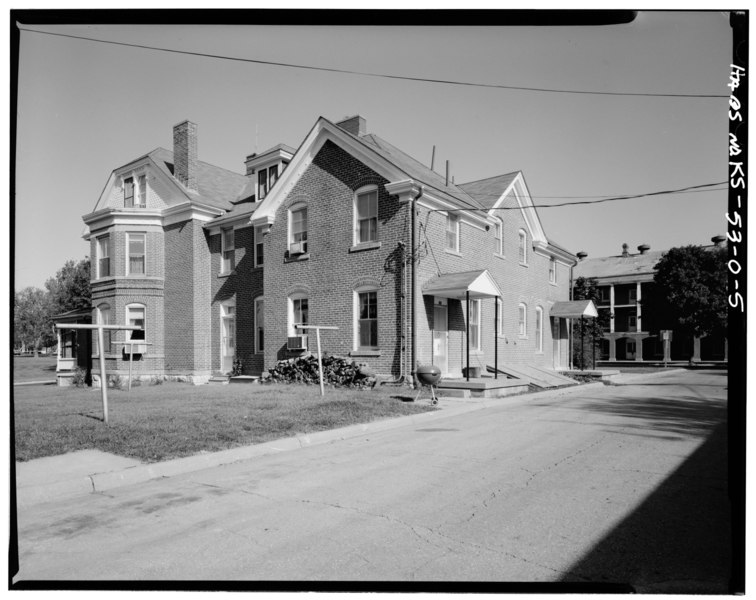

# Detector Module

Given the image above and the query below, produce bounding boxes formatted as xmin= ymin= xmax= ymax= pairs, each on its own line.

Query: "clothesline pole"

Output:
xmin=296 ymin=325 xmax=339 ymax=397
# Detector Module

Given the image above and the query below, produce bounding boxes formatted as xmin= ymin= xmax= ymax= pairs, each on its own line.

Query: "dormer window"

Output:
xmin=124 ymin=174 xmax=147 ymax=208
xmin=257 ymin=165 xmax=279 ymax=201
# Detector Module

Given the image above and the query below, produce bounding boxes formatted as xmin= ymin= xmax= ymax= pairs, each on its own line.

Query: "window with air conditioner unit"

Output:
xmin=289 ymin=205 xmax=308 ymax=255
xmin=288 ymin=295 xmax=309 ymax=350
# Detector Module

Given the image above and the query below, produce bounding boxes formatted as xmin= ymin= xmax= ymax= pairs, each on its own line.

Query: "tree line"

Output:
xmin=14 ymin=259 xmax=91 ymax=357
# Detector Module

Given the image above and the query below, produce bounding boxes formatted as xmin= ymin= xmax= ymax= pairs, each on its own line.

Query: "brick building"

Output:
xmin=573 ymin=238 xmax=728 ymax=363
xmin=83 ymin=116 xmax=578 ymax=384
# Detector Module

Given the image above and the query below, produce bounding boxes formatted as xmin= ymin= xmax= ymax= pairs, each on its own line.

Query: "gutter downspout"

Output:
xmin=569 ymin=263 xmax=574 ymax=370
xmin=411 ymin=185 xmax=423 ymax=388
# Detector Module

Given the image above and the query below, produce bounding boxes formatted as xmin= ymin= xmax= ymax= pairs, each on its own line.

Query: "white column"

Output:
xmin=636 ymin=281 xmax=642 ymax=331
xmin=609 ymin=284 xmax=615 ymax=333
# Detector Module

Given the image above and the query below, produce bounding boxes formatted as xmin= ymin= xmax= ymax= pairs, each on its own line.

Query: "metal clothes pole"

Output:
xmin=97 ymin=325 xmax=109 ymax=424
xmin=592 ymin=324 xmax=596 ymax=370
xmin=316 ymin=327 xmax=325 ymax=397
xmin=494 ymin=297 xmax=499 ymax=380
xmin=466 ymin=291 xmax=470 ymax=382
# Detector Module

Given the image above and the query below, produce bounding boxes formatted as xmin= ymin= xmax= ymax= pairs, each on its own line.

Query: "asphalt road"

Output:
xmin=13 ymin=369 xmax=731 ymax=591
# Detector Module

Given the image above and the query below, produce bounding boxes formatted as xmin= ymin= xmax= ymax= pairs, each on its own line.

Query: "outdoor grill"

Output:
xmin=415 ymin=364 xmax=442 ymax=405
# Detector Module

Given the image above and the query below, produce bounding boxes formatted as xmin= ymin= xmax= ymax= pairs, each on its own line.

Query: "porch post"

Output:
xmin=580 ymin=316 xmax=585 ymax=371
xmin=466 ymin=290 xmax=470 ymax=382
xmin=494 ymin=296 xmax=499 ymax=379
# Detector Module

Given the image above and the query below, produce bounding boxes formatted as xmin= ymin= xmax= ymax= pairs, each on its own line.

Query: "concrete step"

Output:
xmin=208 ymin=376 xmax=230 ymax=385
xmin=229 ymin=376 xmax=260 ymax=384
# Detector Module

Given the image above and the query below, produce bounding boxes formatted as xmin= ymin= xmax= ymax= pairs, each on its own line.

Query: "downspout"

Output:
xmin=569 ymin=262 xmax=574 ymax=370
xmin=411 ymin=184 xmax=423 ymax=388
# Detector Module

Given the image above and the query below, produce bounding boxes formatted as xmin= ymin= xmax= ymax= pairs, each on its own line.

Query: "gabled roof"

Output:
xmin=573 ymin=250 xmax=665 ymax=280
xmin=550 ymin=300 xmax=598 ymax=318
xmin=422 ymin=270 xmax=503 ymax=299
xmin=359 ymin=134 xmax=485 ymax=210
xmin=146 ymin=148 xmax=249 ymax=210
xmin=458 ymin=172 xmax=520 ymax=210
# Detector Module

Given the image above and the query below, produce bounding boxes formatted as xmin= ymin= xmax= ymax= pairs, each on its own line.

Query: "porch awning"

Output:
xmin=422 ymin=270 xmax=502 ymax=299
xmin=550 ymin=300 xmax=598 ymax=319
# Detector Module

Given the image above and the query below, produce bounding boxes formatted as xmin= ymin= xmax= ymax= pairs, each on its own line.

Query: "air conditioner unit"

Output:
xmin=290 ymin=242 xmax=306 ymax=255
xmin=287 ymin=335 xmax=308 ymax=351
xmin=125 ymin=344 xmax=147 ymax=354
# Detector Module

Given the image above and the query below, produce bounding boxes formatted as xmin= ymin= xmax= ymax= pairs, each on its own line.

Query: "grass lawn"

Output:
xmin=13 ymin=381 xmax=434 ymax=463
xmin=13 ymin=356 xmax=58 ymax=383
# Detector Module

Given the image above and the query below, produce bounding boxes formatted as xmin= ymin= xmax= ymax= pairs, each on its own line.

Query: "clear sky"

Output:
xmin=13 ymin=11 xmax=732 ymax=290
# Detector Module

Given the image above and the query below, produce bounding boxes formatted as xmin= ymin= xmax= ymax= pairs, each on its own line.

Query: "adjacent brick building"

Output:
xmin=83 ymin=116 xmax=579 ymax=384
xmin=573 ymin=238 xmax=728 ymax=363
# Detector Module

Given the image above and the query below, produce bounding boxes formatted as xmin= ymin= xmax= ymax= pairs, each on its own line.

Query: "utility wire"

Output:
xmin=466 ymin=185 xmax=728 ymax=200
xmin=436 ymin=181 xmax=728 ymax=211
xmin=19 ymin=26 xmax=729 ymax=99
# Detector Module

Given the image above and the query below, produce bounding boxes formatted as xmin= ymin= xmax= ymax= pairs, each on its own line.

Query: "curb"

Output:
xmin=14 ymin=380 xmax=56 ymax=387
xmin=19 ymin=381 xmax=605 ymax=506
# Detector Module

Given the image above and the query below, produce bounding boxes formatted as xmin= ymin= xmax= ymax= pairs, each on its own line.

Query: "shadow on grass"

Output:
xmin=560 ymin=422 xmax=732 ymax=593
xmin=78 ymin=413 xmax=105 ymax=423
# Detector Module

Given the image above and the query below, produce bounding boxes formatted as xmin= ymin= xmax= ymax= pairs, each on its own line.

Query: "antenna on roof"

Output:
xmin=445 ymin=160 xmax=451 ymax=187
xmin=255 ymin=123 xmax=258 ymax=154
xmin=430 ymin=145 xmax=436 ymax=171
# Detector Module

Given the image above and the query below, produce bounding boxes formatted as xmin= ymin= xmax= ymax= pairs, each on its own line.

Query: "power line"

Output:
xmin=19 ymin=26 xmax=729 ymax=99
xmin=435 ymin=181 xmax=728 ymax=211
xmin=465 ymin=185 xmax=728 ymax=201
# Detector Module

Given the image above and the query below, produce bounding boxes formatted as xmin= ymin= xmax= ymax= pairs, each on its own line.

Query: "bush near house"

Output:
xmin=13 ymin=382 xmax=434 ymax=463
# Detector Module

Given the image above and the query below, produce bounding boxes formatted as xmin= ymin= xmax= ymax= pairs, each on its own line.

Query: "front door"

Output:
xmin=432 ymin=300 xmax=449 ymax=375
xmin=552 ymin=318 xmax=561 ymax=369
xmin=221 ymin=303 xmax=236 ymax=373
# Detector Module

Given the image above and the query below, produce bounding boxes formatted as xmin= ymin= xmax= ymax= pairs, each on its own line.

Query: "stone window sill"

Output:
xmin=284 ymin=253 xmax=310 ymax=263
xmin=445 ymin=249 xmax=462 ymax=257
xmin=349 ymin=241 xmax=382 ymax=253
xmin=350 ymin=350 xmax=381 ymax=357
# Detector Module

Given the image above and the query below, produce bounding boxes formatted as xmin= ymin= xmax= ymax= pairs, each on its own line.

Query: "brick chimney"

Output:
xmin=173 ymin=120 xmax=198 ymax=191
xmin=621 ymin=243 xmax=629 ymax=257
xmin=336 ymin=115 xmax=366 ymax=137
xmin=637 ymin=244 xmax=650 ymax=255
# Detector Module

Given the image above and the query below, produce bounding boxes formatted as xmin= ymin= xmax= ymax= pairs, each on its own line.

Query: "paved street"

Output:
xmin=13 ymin=369 xmax=730 ymax=591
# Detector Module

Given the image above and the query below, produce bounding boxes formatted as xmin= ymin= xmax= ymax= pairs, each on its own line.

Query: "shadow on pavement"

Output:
xmin=560 ymin=422 xmax=732 ymax=593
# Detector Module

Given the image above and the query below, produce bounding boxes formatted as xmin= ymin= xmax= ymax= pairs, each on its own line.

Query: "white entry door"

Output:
xmin=432 ymin=301 xmax=449 ymax=375
xmin=552 ymin=318 xmax=561 ymax=369
xmin=221 ymin=303 xmax=236 ymax=373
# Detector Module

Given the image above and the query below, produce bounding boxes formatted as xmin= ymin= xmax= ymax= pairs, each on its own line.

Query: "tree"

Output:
xmin=571 ymin=277 xmax=608 ymax=370
xmin=14 ymin=287 xmax=54 ymax=356
xmin=45 ymin=258 xmax=91 ymax=317
xmin=644 ymin=245 xmax=727 ymax=342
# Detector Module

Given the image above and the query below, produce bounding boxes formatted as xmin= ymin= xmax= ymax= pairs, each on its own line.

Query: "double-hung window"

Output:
xmin=494 ymin=219 xmax=503 ymax=255
xmin=549 ymin=258 xmax=556 ymax=283
xmin=255 ymin=226 xmax=265 ymax=267
xmin=357 ymin=291 xmax=378 ymax=349
xmin=127 ymin=304 xmax=146 ymax=341
xmin=291 ymin=296 xmax=309 ymax=335
xmin=355 ymin=189 xmax=378 ymax=244
xmin=469 ymin=299 xmax=481 ymax=350
xmin=519 ymin=230 xmax=528 ymax=265
xmin=124 ymin=177 xmax=135 ymax=208
xmin=97 ymin=235 xmax=110 ymax=278
xmin=290 ymin=206 xmax=308 ymax=254
xmin=255 ymin=297 xmax=264 ymax=353
xmin=518 ymin=303 xmax=527 ymax=337
xmin=446 ymin=213 xmax=459 ymax=252
xmin=221 ymin=228 xmax=235 ymax=274
xmin=535 ymin=307 xmax=543 ymax=353
xmin=127 ymin=233 xmax=146 ymax=276
xmin=97 ymin=304 xmax=112 ymax=355
xmin=257 ymin=165 xmax=279 ymax=201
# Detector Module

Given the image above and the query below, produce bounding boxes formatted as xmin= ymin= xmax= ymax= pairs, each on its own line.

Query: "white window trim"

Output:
xmin=469 ymin=298 xmax=481 ymax=352
xmin=518 ymin=303 xmax=528 ymax=338
xmin=220 ymin=299 xmax=236 ymax=371
xmin=221 ymin=227 xmax=235 ymax=275
xmin=136 ymin=174 xmax=148 ymax=207
xmin=549 ymin=258 xmax=557 ymax=284
xmin=96 ymin=235 xmax=110 ymax=279
xmin=518 ymin=230 xmax=528 ymax=265
xmin=254 ymin=296 xmax=264 ymax=354
xmin=535 ymin=306 xmax=544 ymax=353
xmin=125 ymin=232 xmax=146 ymax=276
xmin=254 ymin=225 xmax=265 ymax=267
xmin=125 ymin=303 xmax=146 ymax=342
xmin=353 ymin=185 xmax=379 ymax=246
xmin=95 ymin=303 xmax=112 ymax=356
xmin=496 ymin=297 xmax=504 ymax=336
xmin=445 ymin=212 xmax=460 ymax=253
xmin=288 ymin=202 xmax=308 ymax=253
xmin=494 ymin=219 xmax=504 ymax=256
xmin=288 ymin=292 xmax=309 ymax=336
xmin=354 ymin=286 xmax=379 ymax=350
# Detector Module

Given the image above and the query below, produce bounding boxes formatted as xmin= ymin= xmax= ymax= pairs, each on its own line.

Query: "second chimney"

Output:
xmin=173 ymin=120 xmax=198 ymax=191
xmin=637 ymin=244 xmax=650 ymax=255
xmin=336 ymin=115 xmax=366 ymax=137
xmin=621 ymin=243 xmax=629 ymax=257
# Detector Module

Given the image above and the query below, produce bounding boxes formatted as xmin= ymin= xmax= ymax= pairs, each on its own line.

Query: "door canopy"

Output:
xmin=550 ymin=300 xmax=599 ymax=319
xmin=422 ymin=270 xmax=503 ymax=299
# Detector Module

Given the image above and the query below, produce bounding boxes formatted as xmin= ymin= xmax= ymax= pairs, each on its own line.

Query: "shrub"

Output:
xmin=231 ymin=356 xmax=244 ymax=377
xmin=71 ymin=368 xmax=88 ymax=388
xmin=108 ymin=374 xmax=124 ymax=390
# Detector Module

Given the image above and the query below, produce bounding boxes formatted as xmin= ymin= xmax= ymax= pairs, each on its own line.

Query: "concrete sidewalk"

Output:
xmin=15 ymin=378 xmax=634 ymax=508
